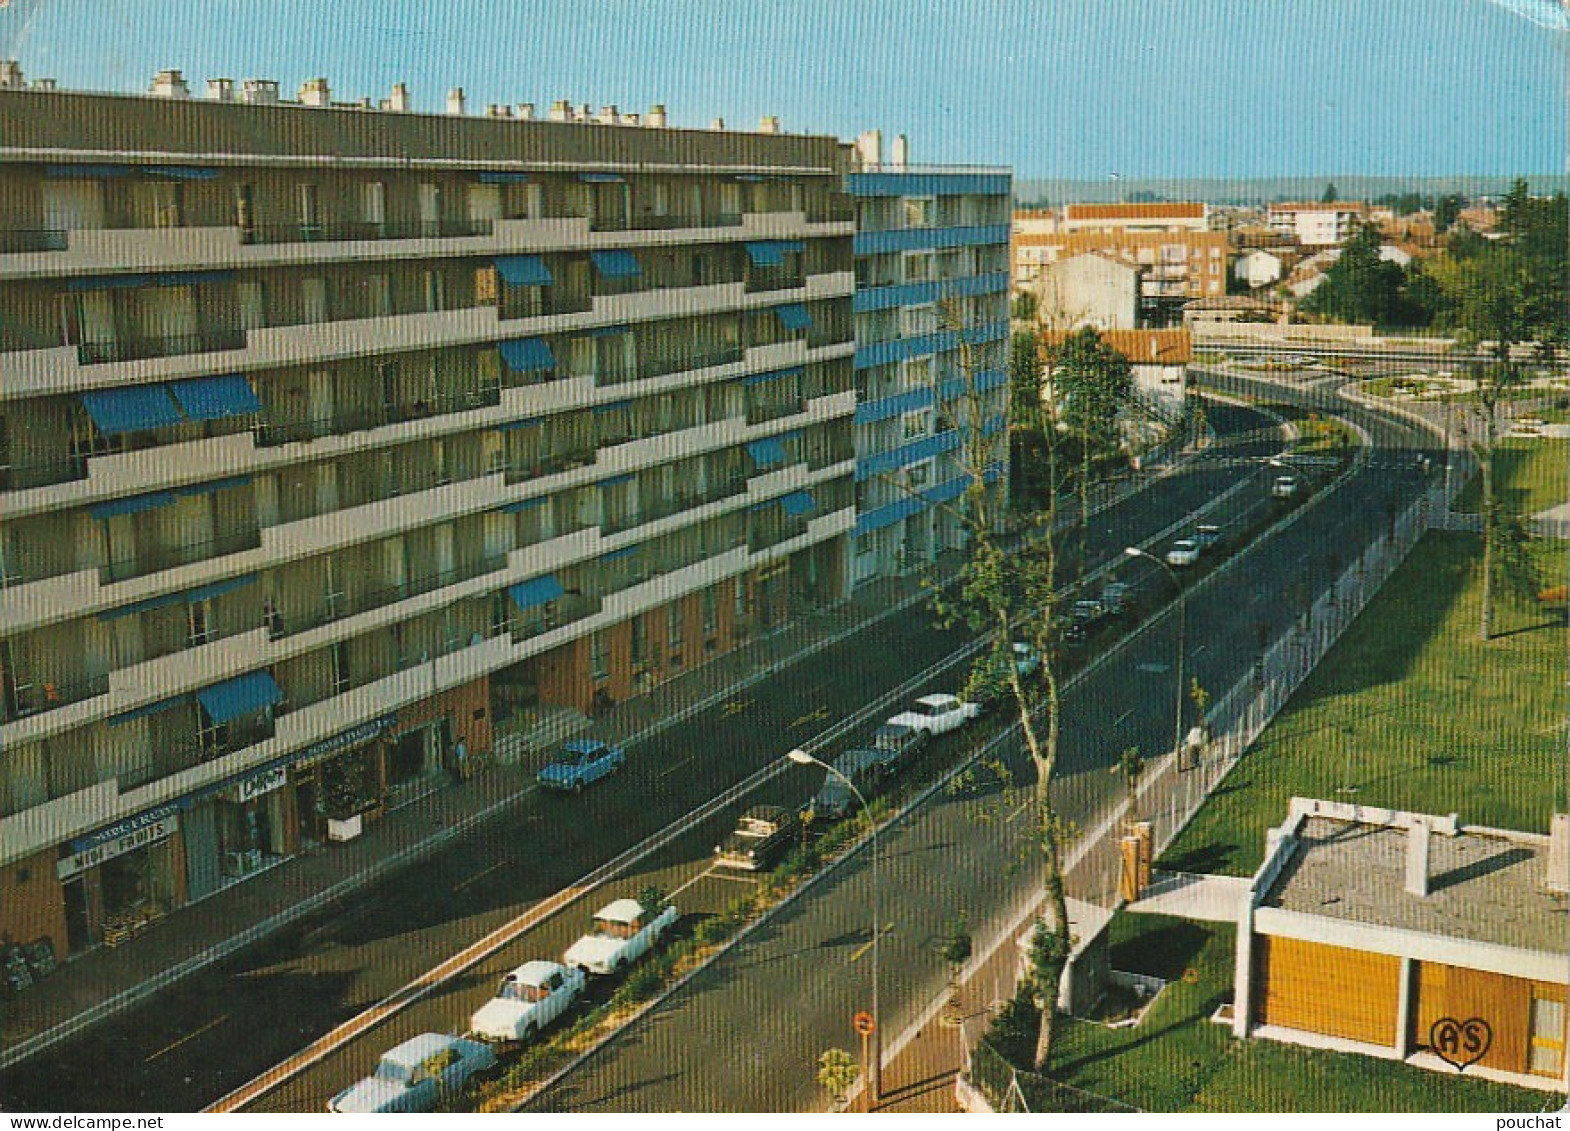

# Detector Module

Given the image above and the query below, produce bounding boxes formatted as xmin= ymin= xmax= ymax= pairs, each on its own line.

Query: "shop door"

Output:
xmin=1530 ymin=990 xmax=1566 ymax=1078
xmin=388 ymin=729 xmax=428 ymax=787
xmin=62 ymin=878 xmax=91 ymax=953
xmin=183 ymin=802 xmax=223 ymax=902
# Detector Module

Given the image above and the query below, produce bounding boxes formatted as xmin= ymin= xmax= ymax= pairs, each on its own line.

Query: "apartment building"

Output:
xmin=848 ymin=161 xmax=1012 ymax=584
xmin=0 ymin=68 xmax=860 ymax=958
xmin=1267 ymin=201 xmax=1366 ymax=247
xmin=1012 ymin=203 xmax=1226 ymax=323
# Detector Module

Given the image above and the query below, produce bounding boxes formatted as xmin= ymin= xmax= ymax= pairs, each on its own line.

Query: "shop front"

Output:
xmin=57 ymin=803 xmax=186 ymax=948
xmin=289 ymin=713 xmax=397 ymax=845
xmin=183 ymin=764 xmax=296 ymax=901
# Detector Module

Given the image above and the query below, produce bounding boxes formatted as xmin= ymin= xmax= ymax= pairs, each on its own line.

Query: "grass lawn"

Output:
xmin=1454 ymin=437 xmax=1567 ymax=516
xmin=1161 ymin=532 xmax=1565 ymax=878
xmin=1044 ymin=913 xmax=1553 ymax=1112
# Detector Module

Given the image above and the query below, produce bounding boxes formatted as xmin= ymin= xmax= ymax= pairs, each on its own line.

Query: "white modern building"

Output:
xmin=1035 ymin=252 xmax=1139 ymax=331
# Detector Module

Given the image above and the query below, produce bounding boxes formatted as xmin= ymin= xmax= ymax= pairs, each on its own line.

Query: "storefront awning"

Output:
xmin=498 ymin=337 xmax=556 ymax=372
xmin=141 ymin=165 xmax=221 ymax=180
xmin=590 ymin=250 xmax=642 ymax=279
xmin=494 ymin=254 xmax=554 ymax=287
xmin=781 ymin=490 xmax=817 ymax=518
xmin=508 ymin=575 xmax=565 ymax=611
xmin=81 ymin=385 xmax=183 ymax=435
xmin=477 ymin=170 xmax=531 ymax=184
xmin=169 ymin=374 xmax=262 ymax=422
xmin=88 ymin=491 xmax=177 ymax=520
xmin=196 ymin=670 xmax=283 ymax=725
xmin=579 ymin=172 xmax=626 ymax=184
xmin=774 ymin=304 xmax=814 ymax=331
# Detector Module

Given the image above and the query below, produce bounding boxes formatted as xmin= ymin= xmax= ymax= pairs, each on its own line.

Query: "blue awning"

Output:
xmin=109 ymin=694 xmax=189 ymax=726
xmin=81 ymin=385 xmax=184 ymax=435
xmin=508 ymin=575 xmax=565 ymax=610
xmin=745 ymin=242 xmax=786 ymax=268
xmin=47 ymin=164 xmax=132 ymax=179
xmin=589 ymin=324 xmax=629 ymax=339
xmin=781 ymin=490 xmax=817 ymax=517
xmin=174 ymin=475 xmax=251 ymax=498
xmin=600 ymin=545 xmax=639 ymax=563
xmin=501 ymin=495 xmax=550 ymax=513
xmin=579 ymin=172 xmax=626 ymax=184
xmin=494 ymin=254 xmax=553 ymax=287
xmin=477 ymin=170 xmax=531 ymax=184
xmin=592 ymin=399 xmax=632 ymax=415
xmin=169 ymin=375 xmax=262 ymax=422
xmin=590 ymin=250 xmax=642 ymax=279
xmin=743 ymin=367 xmax=801 ymax=387
xmin=184 ymin=573 xmax=258 ymax=604
xmin=746 ymin=437 xmax=788 ymax=467
xmin=141 ymin=165 xmax=221 ymax=180
xmin=496 ymin=416 xmax=545 ymax=432
xmin=89 ymin=491 xmax=177 ymax=520
xmin=67 ymin=270 xmax=230 ymax=293
xmin=96 ymin=574 xmax=256 ymax=622
xmin=498 ymin=337 xmax=556 ymax=372
xmin=599 ymin=472 xmax=635 ymax=488
xmin=775 ymin=304 xmax=814 ymax=331
xmin=196 ymin=670 xmax=283 ymax=725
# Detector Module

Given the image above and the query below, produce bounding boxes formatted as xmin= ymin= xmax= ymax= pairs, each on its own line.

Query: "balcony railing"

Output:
xmin=239 ymin=218 xmax=495 ymax=245
xmin=807 ymin=199 xmax=857 ymax=224
xmin=0 ymin=229 xmax=68 ymax=254
xmin=254 ymin=387 xmax=501 ymax=448
xmin=78 ymin=328 xmax=247 ymax=366
xmin=267 ymin=553 xmax=509 ymax=640
xmin=505 ymin=448 xmax=597 ymax=484
xmin=0 ymin=453 xmax=90 ymax=493
xmin=1 ymin=670 xmax=111 ymax=723
xmin=506 ymin=591 xmax=599 ymax=643
xmin=103 ymin=526 xmax=262 ymax=584
xmin=745 ymin=270 xmax=807 ymax=295
xmin=132 ymin=713 xmax=276 ymax=788
xmin=599 ymin=472 xmax=749 ymax=536
xmin=589 ymin=211 xmax=742 ymax=234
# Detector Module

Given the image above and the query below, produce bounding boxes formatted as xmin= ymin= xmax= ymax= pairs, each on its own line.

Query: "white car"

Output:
xmin=469 ymin=960 xmax=585 ymax=1044
xmin=563 ymin=897 xmax=679 ymax=976
xmin=1011 ymin=641 xmax=1041 ymax=679
xmin=887 ymin=693 xmax=981 ymax=737
xmin=328 ymin=1033 xmax=497 ymax=1113
xmin=1271 ymin=474 xmax=1300 ymax=500
xmin=1165 ymin=539 xmax=1201 ymax=568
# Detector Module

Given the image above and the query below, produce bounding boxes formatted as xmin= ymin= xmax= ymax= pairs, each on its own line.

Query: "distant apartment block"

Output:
xmin=1013 ymin=202 xmax=1226 ymax=323
xmin=847 ymin=150 xmax=1011 ymax=584
xmin=0 ymin=67 xmax=862 ymax=958
xmin=1267 ymin=201 xmax=1366 ymax=247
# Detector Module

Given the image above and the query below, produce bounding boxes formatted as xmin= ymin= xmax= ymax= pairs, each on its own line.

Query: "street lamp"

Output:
xmin=786 ymin=747 xmax=882 ymax=1100
xmin=1124 ymin=546 xmax=1191 ymax=771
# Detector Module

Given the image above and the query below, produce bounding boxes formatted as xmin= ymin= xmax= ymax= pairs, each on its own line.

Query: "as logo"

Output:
xmin=1429 ymin=1016 xmax=1492 ymax=1071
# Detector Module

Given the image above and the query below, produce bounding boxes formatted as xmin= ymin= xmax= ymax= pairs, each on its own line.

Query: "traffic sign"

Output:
xmin=853 ymin=1010 xmax=876 ymax=1036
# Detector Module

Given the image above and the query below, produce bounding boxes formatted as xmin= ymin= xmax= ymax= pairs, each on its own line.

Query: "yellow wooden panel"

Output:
xmin=1254 ymin=935 xmax=1400 ymax=1047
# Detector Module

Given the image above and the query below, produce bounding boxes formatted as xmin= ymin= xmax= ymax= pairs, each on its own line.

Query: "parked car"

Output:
xmin=887 ymin=693 xmax=980 ymax=737
xmin=469 ymin=960 xmax=585 ymax=1045
xmin=1165 ymin=539 xmax=1201 ymax=568
xmin=871 ymin=721 xmax=929 ymax=769
xmin=1100 ymin=582 xmax=1133 ymax=616
xmin=976 ymin=642 xmax=1042 ymax=709
xmin=809 ymin=747 xmax=890 ymax=820
xmin=328 ymin=1033 xmax=497 ymax=1113
xmin=1192 ymin=524 xmax=1224 ymax=552
xmin=563 ymin=897 xmax=679 ymax=975
xmin=537 ymin=738 xmax=626 ymax=792
xmin=1010 ymin=640 xmax=1041 ymax=679
xmin=715 ymin=805 xmax=800 ymax=871
xmin=1271 ymin=474 xmax=1300 ymax=500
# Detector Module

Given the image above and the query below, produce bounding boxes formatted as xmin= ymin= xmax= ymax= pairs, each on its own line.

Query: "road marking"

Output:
xmin=706 ymin=871 xmax=762 ymax=885
xmin=658 ymin=755 xmax=695 ymax=779
xmin=1136 ymin=662 xmax=1170 ymax=674
xmin=669 ymin=865 xmax=719 ymax=900
xmin=145 ymin=1014 xmax=228 ymax=1064
xmin=454 ymin=859 xmax=508 ymax=894
xmin=1006 ymin=799 xmax=1032 ymax=824
xmin=790 ymin=705 xmax=830 ymax=729
xmin=1113 ymin=708 xmax=1134 ymax=728
xmin=849 ymin=923 xmax=893 ymax=964
xmin=719 ymin=697 xmax=752 ymax=718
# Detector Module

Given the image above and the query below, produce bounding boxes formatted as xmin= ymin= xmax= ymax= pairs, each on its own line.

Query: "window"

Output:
xmin=904 ymin=253 xmax=932 ymax=283
xmin=734 ymin=577 xmax=747 ymax=621
xmin=423 ymin=270 xmax=445 ymax=313
xmin=702 ymin=588 xmax=717 ymax=636
xmin=187 ymin=599 xmax=212 ymax=648
xmin=331 ymin=641 xmax=352 ymax=695
xmin=234 ymin=184 xmax=255 ymax=235
xmin=667 ymin=601 xmax=684 ymax=652
xmin=630 ymin=614 xmax=648 ymax=668
xmin=590 ymin=630 xmax=609 ymax=682
xmin=302 ymin=277 xmax=328 ymax=323
xmin=1531 ymin=993 xmax=1565 ymax=1077
xmin=298 ymin=183 xmax=320 ymax=239
xmin=902 ymin=411 xmax=931 ymax=441
xmin=197 ymin=702 xmax=229 ymax=756
xmin=902 ymin=197 xmax=933 ymax=228
xmin=361 ymin=181 xmax=386 ymax=232
xmin=856 ymin=534 xmax=873 ymax=557
xmin=366 ymin=274 xmax=392 ymax=318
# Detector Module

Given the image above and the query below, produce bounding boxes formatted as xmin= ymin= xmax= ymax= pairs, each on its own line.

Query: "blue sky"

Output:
xmin=2 ymin=0 xmax=1563 ymax=179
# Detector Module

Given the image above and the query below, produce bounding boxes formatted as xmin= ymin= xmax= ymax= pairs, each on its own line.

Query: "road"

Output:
xmin=0 ymin=396 xmax=1301 ymax=1112
xmin=525 ymin=375 xmax=1436 ymax=1112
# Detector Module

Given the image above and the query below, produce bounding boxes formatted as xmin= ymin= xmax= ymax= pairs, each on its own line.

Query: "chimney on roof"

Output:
xmin=0 ymin=61 xmax=24 ymax=89
xmin=298 ymin=77 xmax=331 ymax=107
xmin=624 ymin=112 xmax=639 ymax=126
xmin=891 ymin=133 xmax=909 ymax=169
xmin=446 ymin=87 xmax=467 ymax=116
xmin=516 ymin=103 xmax=534 ymax=120
xmin=709 ymin=117 xmax=725 ymax=130
xmin=242 ymin=79 xmax=279 ymax=105
xmin=388 ymin=82 xmax=411 ymax=112
xmin=150 ymin=69 xmax=190 ymax=99
xmin=1548 ymin=814 xmax=1569 ymax=894
xmin=549 ymin=99 xmax=571 ymax=122
xmin=486 ymin=103 xmax=511 ymax=118
xmin=856 ymin=129 xmax=882 ymax=168
xmin=759 ymin=115 xmax=781 ymax=134
xmin=646 ymin=104 xmax=668 ymax=128
xmin=1405 ymin=816 xmax=1432 ymax=897
xmin=598 ymin=104 xmax=619 ymax=125
xmin=206 ymin=77 xmax=234 ymax=101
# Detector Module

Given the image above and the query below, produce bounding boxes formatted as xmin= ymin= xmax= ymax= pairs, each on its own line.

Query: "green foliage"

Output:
xmin=1433 ymin=192 xmax=1467 ymax=232
xmin=1044 ymin=327 xmax=1134 ymax=452
xmin=942 ymin=910 xmax=973 ymax=968
xmin=817 ymin=1048 xmax=859 ymax=1099
xmin=1009 ymin=328 xmax=1044 ymax=432
xmin=636 ymin=884 xmax=669 ymax=914
xmin=986 ymin=987 xmax=1043 ymax=1069
xmin=1320 ymin=181 xmax=1338 ymax=204
xmin=1301 ymin=225 xmax=1410 ymax=326
xmin=1012 ymin=289 xmax=1039 ymax=321
xmin=1486 ymin=503 xmax=1542 ymax=609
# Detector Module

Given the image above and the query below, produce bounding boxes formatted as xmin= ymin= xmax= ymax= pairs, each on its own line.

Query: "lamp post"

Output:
xmin=1124 ymin=546 xmax=1190 ymax=770
xmin=787 ymin=747 xmax=882 ymax=1100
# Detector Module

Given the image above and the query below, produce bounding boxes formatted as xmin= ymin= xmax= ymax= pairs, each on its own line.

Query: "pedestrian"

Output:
xmin=451 ymin=737 xmax=469 ymax=783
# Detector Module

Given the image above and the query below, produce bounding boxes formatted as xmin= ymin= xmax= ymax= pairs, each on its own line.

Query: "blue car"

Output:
xmin=537 ymin=738 xmax=626 ymax=792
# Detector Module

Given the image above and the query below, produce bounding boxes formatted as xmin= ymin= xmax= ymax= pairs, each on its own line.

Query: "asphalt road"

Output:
xmin=0 ymin=396 xmax=1292 ymax=1113
xmin=526 ymin=376 xmax=1437 ymax=1112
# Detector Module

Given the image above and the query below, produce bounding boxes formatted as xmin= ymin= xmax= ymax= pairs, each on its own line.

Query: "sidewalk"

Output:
xmin=0 ymin=436 xmax=1199 ymax=1072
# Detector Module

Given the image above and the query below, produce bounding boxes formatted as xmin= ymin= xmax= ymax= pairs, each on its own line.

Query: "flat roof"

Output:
xmin=1263 ymin=817 xmax=1568 ymax=955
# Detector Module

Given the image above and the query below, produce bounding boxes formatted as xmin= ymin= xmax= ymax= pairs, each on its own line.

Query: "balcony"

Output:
xmin=1 ymin=670 xmax=110 ymax=724
xmin=128 ymin=712 xmax=276 ymax=791
xmin=254 ymin=386 xmax=501 ymax=448
xmin=240 ymin=218 xmax=495 ymax=245
xmin=104 ymin=527 xmax=262 ymax=584
xmin=599 ymin=471 xmax=749 ymax=536
xmin=622 ymin=345 xmax=746 ymax=387
xmin=0 ymin=453 xmax=88 ymax=493
xmin=0 ymin=229 xmax=68 ymax=254
xmin=589 ymin=211 xmax=742 ymax=234
xmin=808 ymin=199 xmax=857 ymax=224
xmin=505 ymin=447 xmax=597 ymax=484
xmin=78 ymin=328 xmax=248 ymax=366
xmin=267 ymin=552 xmax=509 ymax=640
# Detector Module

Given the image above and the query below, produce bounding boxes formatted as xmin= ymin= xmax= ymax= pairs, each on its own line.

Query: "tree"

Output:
xmin=1486 ymin=503 xmax=1542 ymax=614
xmin=1302 ymin=225 xmax=1405 ymax=326
xmin=922 ymin=308 xmax=1073 ymax=1072
xmin=1012 ymin=289 xmax=1039 ymax=322
xmin=817 ymin=1048 xmax=859 ymax=1107
xmin=1434 ymin=192 xmax=1467 ymax=233
xmin=1117 ymin=745 xmax=1145 ymax=821
xmin=1321 ymin=182 xmax=1339 ymax=204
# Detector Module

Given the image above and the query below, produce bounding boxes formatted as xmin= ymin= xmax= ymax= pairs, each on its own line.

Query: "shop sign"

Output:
xmin=233 ymin=764 xmax=288 ymax=803
xmin=59 ymin=807 xmax=181 ymax=880
xmin=295 ymin=713 xmax=398 ymax=768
